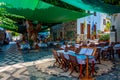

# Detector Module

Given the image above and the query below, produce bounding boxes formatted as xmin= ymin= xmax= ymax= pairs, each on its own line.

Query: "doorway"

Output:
xmin=87 ymin=24 xmax=91 ymax=39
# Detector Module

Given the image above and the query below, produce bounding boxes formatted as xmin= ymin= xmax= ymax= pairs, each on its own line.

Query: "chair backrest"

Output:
xmin=69 ymin=45 xmax=75 ymax=51
xmin=59 ymin=53 xmax=66 ymax=61
xmin=52 ymin=49 xmax=59 ymax=59
xmin=69 ymin=54 xmax=78 ymax=65
xmin=56 ymin=44 xmax=61 ymax=50
xmin=75 ymin=47 xmax=81 ymax=54
xmin=99 ymin=42 xmax=105 ymax=47
xmin=89 ymin=43 xmax=95 ymax=47
xmin=105 ymin=42 xmax=109 ymax=46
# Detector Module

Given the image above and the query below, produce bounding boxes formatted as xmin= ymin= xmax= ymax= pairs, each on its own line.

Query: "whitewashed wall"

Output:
xmin=111 ymin=14 xmax=120 ymax=42
xmin=77 ymin=12 xmax=107 ymax=35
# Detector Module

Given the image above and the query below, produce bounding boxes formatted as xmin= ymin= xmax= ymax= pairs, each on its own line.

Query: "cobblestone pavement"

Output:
xmin=0 ymin=42 xmax=120 ymax=80
xmin=96 ymin=59 xmax=120 ymax=80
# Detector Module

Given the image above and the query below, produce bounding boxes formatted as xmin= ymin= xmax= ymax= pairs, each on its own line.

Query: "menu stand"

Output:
xmin=81 ymin=55 xmax=94 ymax=80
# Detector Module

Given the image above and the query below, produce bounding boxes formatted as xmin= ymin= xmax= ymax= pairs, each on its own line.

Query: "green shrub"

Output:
xmin=99 ymin=34 xmax=110 ymax=41
xmin=97 ymin=30 xmax=102 ymax=34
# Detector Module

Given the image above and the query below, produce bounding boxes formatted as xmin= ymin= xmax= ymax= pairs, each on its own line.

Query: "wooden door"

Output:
xmin=87 ymin=24 xmax=91 ymax=39
xmin=81 ymin=23 xmax=84 ymax=34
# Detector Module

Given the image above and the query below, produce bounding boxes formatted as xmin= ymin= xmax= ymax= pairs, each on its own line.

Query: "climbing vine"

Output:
xmin=0 ymin=2 xmax=25 ymax=32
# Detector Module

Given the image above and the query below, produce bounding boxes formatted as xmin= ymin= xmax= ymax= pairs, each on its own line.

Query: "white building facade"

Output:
xmin=77 ymin=12 xmax=109 ymax=40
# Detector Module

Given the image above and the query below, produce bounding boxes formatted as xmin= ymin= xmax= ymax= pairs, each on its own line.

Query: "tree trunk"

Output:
xmin=25 ymin=20 xmax=42 ymax=49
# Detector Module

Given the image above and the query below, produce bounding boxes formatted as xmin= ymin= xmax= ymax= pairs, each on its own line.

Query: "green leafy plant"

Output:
xmin=0 ymin=2 xmax=25 ymax=31
xmin=11 ymin=31 xmax=20 ymax=36
xmin=99 ymin=34 xmax=110 ymax=41
xmin=97 ymin=30 xmax=102 ymax=34
xmin=104 ymin=21 xmax=111 ymax=31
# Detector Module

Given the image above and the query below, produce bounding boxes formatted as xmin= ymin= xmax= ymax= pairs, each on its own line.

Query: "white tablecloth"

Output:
xmin=38 ymin=43 xmax=48 ymax=47
xmin=113 ymin=44 xmax=120 ymax=50
xmin=20 ymin=43 xmax=30 ymax=49
xmin=74 ymin=44 xmax=81 ymax=48
xmin=60 ymin=45 xmax=71 ymax=49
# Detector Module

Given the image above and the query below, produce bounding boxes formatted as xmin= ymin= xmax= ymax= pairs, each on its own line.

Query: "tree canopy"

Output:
xmin=0 ymin=2 xmax=25 ymax=32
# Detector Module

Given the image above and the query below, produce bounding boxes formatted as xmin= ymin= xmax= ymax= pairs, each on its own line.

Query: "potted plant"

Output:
xmin=99 ymin=34 xmax=110 ymax=42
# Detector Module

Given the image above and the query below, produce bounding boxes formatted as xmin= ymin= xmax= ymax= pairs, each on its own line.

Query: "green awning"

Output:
xmin=0 ymin=0 xmax=90 ymax=23
xmin=61 ymin=0 xmax=120 ymax=14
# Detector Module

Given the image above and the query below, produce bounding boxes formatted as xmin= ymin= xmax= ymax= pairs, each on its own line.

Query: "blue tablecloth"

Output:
xmin=57 ymin=50 xmax=95 ymax=64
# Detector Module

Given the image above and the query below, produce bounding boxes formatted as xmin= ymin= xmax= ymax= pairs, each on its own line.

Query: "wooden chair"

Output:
xmin=68 ymin=54 xmax=84 ymax=78
xmin=95 ymin=48 xmax=101 ymax=64
xmin=52 ymin=49 xmax=61 ymax=67
xmin=56 ymin=44 xmax=61 ymax=50
xmin=110 ymin=42 xmax=115 ymax=59
xmin=107 ymin=46 xmax=114 ymax=60
xmin=64 ymin=46 xmax=69 ymax=52
xmin=69 ymin=45 xmax=75 ymax=51
xmin=59 ymin=53 xmax=70 ymax=71
xmin=101 ymin=46 xmax=110 ymax=60
xmin=117 ymin=48 xmax=120 ymax=58
xmin=89 ymin=43 xmax=95 ymax=47
xmin=75 ymin=47 xmax=81 ymax=54
xmin=111 ymin=42 xmax=119 ymax=59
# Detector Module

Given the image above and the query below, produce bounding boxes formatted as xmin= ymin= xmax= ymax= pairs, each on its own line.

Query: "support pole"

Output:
xmin=81 ymin=55 xmax=94 ymax=80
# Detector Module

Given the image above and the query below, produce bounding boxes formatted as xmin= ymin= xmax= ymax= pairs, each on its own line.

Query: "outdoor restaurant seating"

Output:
xmin=54 ymin=40 xmax=120 ymax=75
xmin=95 ymin=48 xmax=101 ymax=64
xmin=52 ymin=40 xmax=120 ymax=79
xmin=59 ymin=53 xmax=70 ymax=71
xmin=74 ymin=46 xmax=81 ymax=54
xmin=95 ymin=42 xmax=110 ymax=61
xmin=52 ymin=49 xmax=61 ymax=67
xmin=101 ymin=46 xmax=110 ymax=60
xmin=113 ymin=43 xmax=120 ymax=58
xmin=68 ymin=54 xmax=85 ymax=78
xmin=38 ymin=42 xmax=48 ymax=49
xmin=99 ymin=42 xmax=120 ymax=60
xmin=109 ymin=45 xmax=114 ymax=59
xmin=18 ymin=41 xmax=30 ymax=53
xmin=68 ymin=54 xmax=79 ymax=74
xmin=69 ymin=45 xmax=76 ymax=51
xmin=53 ymin=44 xmax=97 ymax=78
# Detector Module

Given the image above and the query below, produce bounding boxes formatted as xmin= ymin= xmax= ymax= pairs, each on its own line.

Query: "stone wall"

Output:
xmin=51 ymin=20 xmax=77 ymax=41
xmin=62 ymin=20 xmax=77 ymax=40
